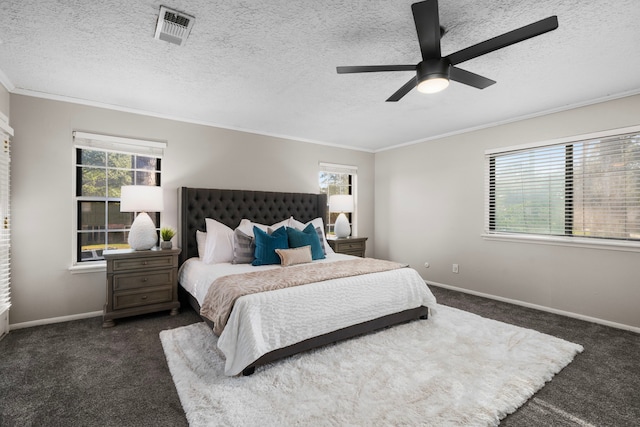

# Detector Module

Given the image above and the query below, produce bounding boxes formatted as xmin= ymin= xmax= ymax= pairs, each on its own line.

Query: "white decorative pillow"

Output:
xmin=236 ymin=217 xmax=293 ymax=238
xmin=272 ymin=217 xmax=293 ymax=230
xmin=275 ymin=246 xmax=312 ymax=267
xmin=196 ymin=230 xmax=207 ymax=259
xmin=290 ymin=217 xmax=334 ymax=255
xmin=203 ymin=218 xmax=234 ymax=264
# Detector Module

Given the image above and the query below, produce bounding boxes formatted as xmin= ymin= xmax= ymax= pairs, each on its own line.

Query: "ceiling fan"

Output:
xmin=336 ymin=0 xmax=558 ymax=102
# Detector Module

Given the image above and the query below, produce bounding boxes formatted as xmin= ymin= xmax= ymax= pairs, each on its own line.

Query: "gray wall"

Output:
xmin=9 ymin=91 xmax=640 ymax=330
xmin=375 ymin=94 xmax=640 ymax=330
xmin=9 ymin=94 xmax=375 ymax=325
xmin=0 ymin=85 xmax=9 ymax=118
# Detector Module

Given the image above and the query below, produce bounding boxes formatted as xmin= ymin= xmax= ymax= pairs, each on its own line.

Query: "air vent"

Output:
xmin=154 ymin=6 xmax=195 ymax=46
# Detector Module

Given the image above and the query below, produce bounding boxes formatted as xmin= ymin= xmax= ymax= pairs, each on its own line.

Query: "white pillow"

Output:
xmin=236 ymin=217 xmax=292 ymax=238
xmin=290 ymin=217 xmax=334 ymax=255
xmin=196 ymin=230 xmax=207 ymax=259
xmin=203 ymin=218 xmax=234 ymax=264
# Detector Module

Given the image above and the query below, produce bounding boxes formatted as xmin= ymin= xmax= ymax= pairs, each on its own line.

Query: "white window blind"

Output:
xmin=319 ymin=162 xmax=358 ymax=175
xmin=0 ymin=117 xmax=12 ymax=338
xmin=486 ymin=127 xmax=640 ymax=243
xmin=72 ymin=131 xmax=166 ymax=156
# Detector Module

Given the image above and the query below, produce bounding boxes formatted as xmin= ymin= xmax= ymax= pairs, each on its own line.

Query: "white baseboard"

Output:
xmin=427 ymin=281 xmax=640 ymax=334
xmin=10 ymin=311 xmax=103 ymax=331
xmin=8 ymin=285 xmax=639 ymax=334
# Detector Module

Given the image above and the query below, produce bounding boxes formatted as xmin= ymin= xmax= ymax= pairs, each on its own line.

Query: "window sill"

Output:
xmin=481 ymin=233 xmax=640 ymax=253
xmin=69 ymin=261 xmax=106 ymax=274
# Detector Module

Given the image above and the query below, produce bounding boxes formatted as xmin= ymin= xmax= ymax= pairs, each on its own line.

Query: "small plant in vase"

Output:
xmin=160 ymin=227 xmax=176 ymax=249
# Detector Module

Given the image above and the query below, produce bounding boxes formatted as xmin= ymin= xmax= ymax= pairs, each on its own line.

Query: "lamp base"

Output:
xmin=334 ymin=213 xmax=351 ymax=238
xmin=128 ymin=212 xmax=158 ymax=250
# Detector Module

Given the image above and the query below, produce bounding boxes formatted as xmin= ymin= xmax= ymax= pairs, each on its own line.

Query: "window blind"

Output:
xmin=73 ymin=131 xmax=166 ymax=157
xmin=0 ymin=125 xmax=11 ymax=338
xmin=319 ymin=162 xmax=358 ymax=175
xmin=486 ymin=128 xmax=640 ymax=242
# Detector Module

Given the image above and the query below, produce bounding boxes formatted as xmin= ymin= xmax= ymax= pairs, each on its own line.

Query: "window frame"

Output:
xmin=71 ymin=132 xmax=166 ymax=271
xmin=484 ymin=125 xmax=640 ymax=253
xmin=319 ymin=162 xmax=358 ymax=236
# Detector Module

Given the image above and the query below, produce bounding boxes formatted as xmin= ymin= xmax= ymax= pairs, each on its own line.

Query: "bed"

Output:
xmin=178 ymin=187 xmax=438 ymax=376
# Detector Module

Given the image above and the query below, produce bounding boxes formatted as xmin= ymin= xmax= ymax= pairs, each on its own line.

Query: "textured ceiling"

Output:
xmin=0 ymin=0 xmax=639 ymax=152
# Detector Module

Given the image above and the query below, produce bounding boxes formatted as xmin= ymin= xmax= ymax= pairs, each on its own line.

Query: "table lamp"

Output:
xmin=329 ymin=194 xmax=354 ymax=238
xmin=120 ymin=185 xmax=163 ymax=250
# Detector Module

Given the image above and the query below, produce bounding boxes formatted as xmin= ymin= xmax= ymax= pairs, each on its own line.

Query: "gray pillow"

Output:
xmin=314 ymin=226 xmax=326 ymax=255
xmin=232 ymin=228 xmax=255 ymax=264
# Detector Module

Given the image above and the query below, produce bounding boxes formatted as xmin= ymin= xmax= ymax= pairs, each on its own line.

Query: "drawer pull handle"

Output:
xmin=141 ymin=295 xmax=148 ymax=300
xmin=142 ymin=261 xmax=148 ymax=265
xmin=141 ymin=278 xmax=148 ymax=282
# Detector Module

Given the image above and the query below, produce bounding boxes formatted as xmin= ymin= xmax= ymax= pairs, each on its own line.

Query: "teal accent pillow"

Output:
xmin=287 ymin=224 xmax=325 ymax=260
xmin=252 ymin=226 xmax=289 ymax=266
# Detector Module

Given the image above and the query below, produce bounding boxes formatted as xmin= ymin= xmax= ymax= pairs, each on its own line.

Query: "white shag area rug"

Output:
xmin=160 ymin=305 xmax=583 ymax=427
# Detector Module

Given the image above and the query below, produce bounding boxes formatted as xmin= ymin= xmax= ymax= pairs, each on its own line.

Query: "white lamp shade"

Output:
xmin=329 ymin=195 xmax=354 ymax=213
xmin=120 ymin=185 xmax=164 ymax=212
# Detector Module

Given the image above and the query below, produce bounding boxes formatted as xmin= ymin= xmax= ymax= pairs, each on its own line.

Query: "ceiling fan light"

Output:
xmin=417 ymin=77 xmax=450 ymax=94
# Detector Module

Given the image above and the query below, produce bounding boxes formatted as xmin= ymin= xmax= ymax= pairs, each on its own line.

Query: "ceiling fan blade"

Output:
xmin=412 ymin=0 xmax=442 ymax=60
xmin=337 ymin=65 xmax=416 ymax=74
xmin=446 ymin=16 xmax=559 ymax=65
xmin=386 ymin=77 xmax=417 ymax=102
xmin=450 ymin=67 xmax=496 ymax=89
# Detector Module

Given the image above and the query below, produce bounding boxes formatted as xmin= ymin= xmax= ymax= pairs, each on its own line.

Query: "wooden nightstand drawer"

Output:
xmin=113 ymin=287 xmax=173 ymax=310
xmin=335 ymin=241 xmax=365 ymax=251
xmin=111 ymin=255 xmax=175 ymax=272
xmin=341 ymin=249 xmax=365 ymax=257
xmin=327 ymin=236 xmax=368 ymax=257
xmin=113 ymin=270 xmax=174 ymax=291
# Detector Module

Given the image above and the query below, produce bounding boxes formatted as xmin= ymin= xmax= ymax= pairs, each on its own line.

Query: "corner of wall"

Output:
xmin=0 ymin=85 xmax=10 ymax=121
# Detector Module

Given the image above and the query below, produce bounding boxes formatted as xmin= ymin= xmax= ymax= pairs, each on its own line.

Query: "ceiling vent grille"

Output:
xmin=154 ymin=6 xmax=195 ymax=46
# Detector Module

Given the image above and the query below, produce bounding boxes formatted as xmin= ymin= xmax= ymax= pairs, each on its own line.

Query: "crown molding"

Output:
xmin=10 ymin=87 xmax=375 ymax=153
xmin=0 ymin=67 xmax=15 ymax=92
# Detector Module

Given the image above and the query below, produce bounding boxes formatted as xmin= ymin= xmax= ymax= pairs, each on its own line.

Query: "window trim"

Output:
xmin=70 ymin=132 xmax=166 ymax=269
xmin=484 ymin=124 xmax=640 ymax=252
xmin=481 ymin=232 xmax=640 ymax=253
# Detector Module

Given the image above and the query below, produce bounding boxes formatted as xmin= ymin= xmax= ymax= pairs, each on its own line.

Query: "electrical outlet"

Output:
xmin=452 ymin=264 xmax=459 ymax=274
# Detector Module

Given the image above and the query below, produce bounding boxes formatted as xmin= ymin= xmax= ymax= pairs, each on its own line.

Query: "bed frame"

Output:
xmin=179 ymin=187 xmax=428 ymax=375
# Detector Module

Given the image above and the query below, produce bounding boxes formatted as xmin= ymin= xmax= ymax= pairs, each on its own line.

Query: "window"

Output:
xmin=73 ymin=132 xmax=165 ymax=264
xmin=319 ymin=162 xmax=357 ymax=235
xmin=0 ymin=116 xmax=12 ymax=338
xmin=486 ymin=126 xmax=640 ymax=246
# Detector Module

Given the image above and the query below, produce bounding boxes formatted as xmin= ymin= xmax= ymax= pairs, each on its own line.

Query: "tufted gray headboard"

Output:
xmin=178 ymin=187 xmax=327 ymax=265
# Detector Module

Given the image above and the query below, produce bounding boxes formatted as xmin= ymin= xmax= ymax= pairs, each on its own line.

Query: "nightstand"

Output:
xmin=327 ymin=236 xmax=368 ymax=257
xmin=102 ymin=248 xmax=181 ymax=328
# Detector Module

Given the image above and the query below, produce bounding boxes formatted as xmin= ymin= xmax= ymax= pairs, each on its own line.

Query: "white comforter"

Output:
xmin=179 ymin=254 xmax=438 ymax=376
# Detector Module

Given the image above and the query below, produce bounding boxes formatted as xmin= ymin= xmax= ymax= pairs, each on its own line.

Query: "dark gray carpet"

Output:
xmin=1 ymin=286 xmax=638 ymax=426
